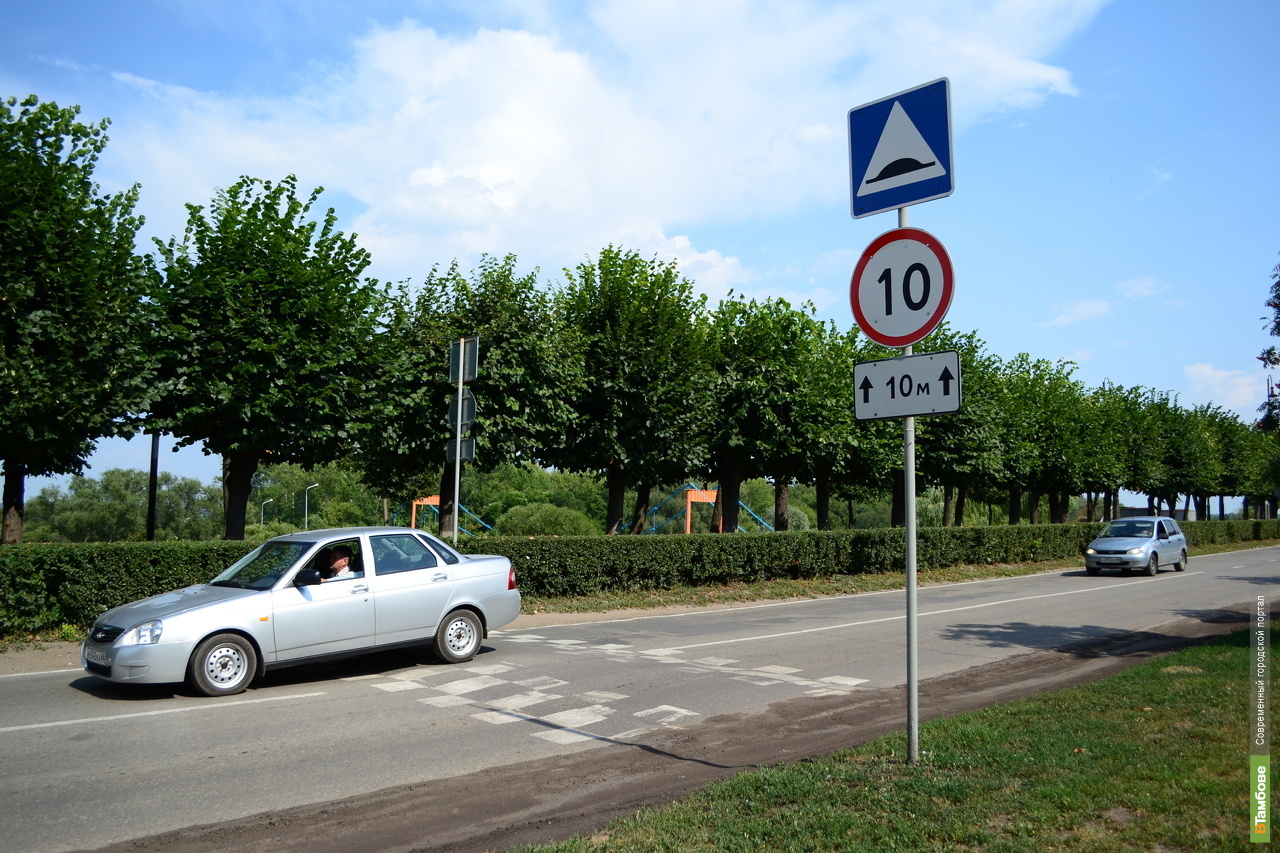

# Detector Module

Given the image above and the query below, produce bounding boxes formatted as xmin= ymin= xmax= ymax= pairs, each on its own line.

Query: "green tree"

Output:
xmin=22 ymin=468 xmax=222 ymax=542
xmin=704 ymin=296 xmax=852 ymax=532
xmin=914 ymin=326 xmax=1006 ymax=526
xmin=554 ymin=247 xmax=711 ymax=534
xmin=150 ymin=175 xmax=388 ymax=539
xmin=0 ymin=95 xmax=152 ymax=543
xmin=359 ymin=255 xmax=583 ymax=535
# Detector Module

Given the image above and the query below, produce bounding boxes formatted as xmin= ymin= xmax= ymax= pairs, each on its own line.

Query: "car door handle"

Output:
xmin=351 ymin=584 xmax=369 ymax=594
xmin=432 ymin=573 xmax=449 ymax=582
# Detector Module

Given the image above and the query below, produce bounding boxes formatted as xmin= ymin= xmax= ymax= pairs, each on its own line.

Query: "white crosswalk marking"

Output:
xmin=434 ymin=675 xmax=508 ymax=695
xmin=486 ymin=691 xmax=561 ymax=711
xmin=372 ymin=680 xmax=428 ymax=693
xmin=418 ymin=695 xmax=473 ymax=708
xmin=540 ymin=705 xmax=614 ymax=728
xmin=515 ymin=676 xmax=569 ymax=690
xmin=634 ymin=705 xmax=699 ymax=725
xmin=582 ymin=691 xmax=628 ymax=702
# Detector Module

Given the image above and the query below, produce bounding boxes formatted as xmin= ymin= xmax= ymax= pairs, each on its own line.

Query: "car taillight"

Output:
xmin=508 ymin=566 xmax=517 ymax=590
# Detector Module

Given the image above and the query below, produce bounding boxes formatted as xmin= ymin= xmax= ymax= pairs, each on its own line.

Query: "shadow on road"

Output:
xmin=937 ymin=606 xmax=1256 ymax=657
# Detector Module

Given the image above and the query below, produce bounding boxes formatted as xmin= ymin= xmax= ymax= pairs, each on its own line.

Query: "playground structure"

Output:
xmin=409 ymin=496 xmax=492 ymax=538
xmin=400 ymin=485 xmax=772 ymax=536
xmin=643 ymin=484 xmax=773 ymax=534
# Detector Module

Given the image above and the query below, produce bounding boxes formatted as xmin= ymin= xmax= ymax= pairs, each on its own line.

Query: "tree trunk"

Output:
xmin=2 ymin=461 xmax=25 ymax=544
xmin=1027 ymin=490 xmax=1041 ymax=525
xmin=222 ymin=450 xmax=259 ymax=540
xmin=815 ymin=466 xmax=832 ymax=531
xmin=605 ymin=461 xmax=626 ymax=535
xmin=773 ymin=474 xmax=790 ymax=531
xmin=942 ymin=484 xmax=955 ymax=527
xmin=629 ymin=482 xmax=652 ymax=534
xmin=954 ymin=483 xmax=967 ymax=528
xmin=1219 ymin=495 xmax=1226 ymax=521
xmin=892 ymin=473 xmax=906 ymax=527
xmin=438 ymin=462 xmax=457 ymax=540
xmin=713 ymin=454 xmax=744 ymax=533
xmin=1008 ymin=485 xmax=1022 ymax=525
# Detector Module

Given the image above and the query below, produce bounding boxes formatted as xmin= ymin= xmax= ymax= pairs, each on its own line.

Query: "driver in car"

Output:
xmin=322 ymin=545 xmax=357 ymax=581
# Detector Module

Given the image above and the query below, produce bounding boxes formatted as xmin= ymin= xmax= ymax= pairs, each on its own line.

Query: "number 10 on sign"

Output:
xmin=850 ymin=227 xmax=954 ymax=348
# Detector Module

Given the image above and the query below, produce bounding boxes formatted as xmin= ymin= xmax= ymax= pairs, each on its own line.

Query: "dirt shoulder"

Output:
xmin=82 ymin=603 xmax=1260 ymax=853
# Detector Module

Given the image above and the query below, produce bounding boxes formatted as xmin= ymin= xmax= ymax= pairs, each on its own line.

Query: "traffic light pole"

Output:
xmin=453 ymin=337 xmax=464 ymax=546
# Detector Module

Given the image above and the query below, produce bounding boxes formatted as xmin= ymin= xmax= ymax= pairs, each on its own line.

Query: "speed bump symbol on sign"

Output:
xmin=850 ymin=227 xmax=954 ymax=348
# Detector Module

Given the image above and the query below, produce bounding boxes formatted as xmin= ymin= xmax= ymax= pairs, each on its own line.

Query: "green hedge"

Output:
xmin=3 ymin=519 xmax=1278 ymax=636
xmin=0 ymin=541 xmax=254 ymax=635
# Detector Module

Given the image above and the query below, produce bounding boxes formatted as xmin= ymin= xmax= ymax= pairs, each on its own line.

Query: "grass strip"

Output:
xmin=517 ymin=625 xmax=1269 ymax=852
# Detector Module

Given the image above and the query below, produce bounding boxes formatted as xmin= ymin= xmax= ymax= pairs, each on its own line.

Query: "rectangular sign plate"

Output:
xmin=854 ymin=349 xmax=961 ymax=420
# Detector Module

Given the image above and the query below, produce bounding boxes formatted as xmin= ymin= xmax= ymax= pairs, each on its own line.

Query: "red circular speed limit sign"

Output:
xmin=850 ymin=227 xmax=954 ymax=347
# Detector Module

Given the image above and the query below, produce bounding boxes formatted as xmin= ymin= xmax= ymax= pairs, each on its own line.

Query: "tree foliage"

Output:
xmin=359 ymin=255 xmax=583 ymax=536
xmin=149 ymin=175 xmax=388 ymax=539
xmin=554 ymin=246 xmax=712 ymax=533
xmin=0 ymin=95 xmax=152 ymax=543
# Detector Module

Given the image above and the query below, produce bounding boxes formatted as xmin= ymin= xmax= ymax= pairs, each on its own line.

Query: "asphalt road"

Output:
xmin=2 ymin=546 xmax=1276 ymax=853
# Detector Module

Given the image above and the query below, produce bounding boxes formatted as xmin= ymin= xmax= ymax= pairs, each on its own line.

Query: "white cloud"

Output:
xmin=1116 ymin=275 xmax=1169 ymax=299
xmin=1041 ymin=299 xmax=1111 ymax=326
xmin=1184 ymin=363 xmax=1264 ymax=414
xmin=94 ymin=1 xmax=1109 ymax=287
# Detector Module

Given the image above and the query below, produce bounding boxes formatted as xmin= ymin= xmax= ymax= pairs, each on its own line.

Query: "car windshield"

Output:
xmin=210 ymin=541 xmax=314 ymax=590
xmin=1099 ymin=520 xmax=1154 ymax=539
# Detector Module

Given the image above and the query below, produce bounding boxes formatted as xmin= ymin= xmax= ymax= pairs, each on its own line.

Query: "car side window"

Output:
xmin=1158 ymin=521 xmax=1173 ymax=539
xmin=423 ymin=536 xmax=461 ymax=565
xmin=318 ymin=540 xmax=364 ymax=581
xmin=371 ymin=534 xmax=439 ymax=575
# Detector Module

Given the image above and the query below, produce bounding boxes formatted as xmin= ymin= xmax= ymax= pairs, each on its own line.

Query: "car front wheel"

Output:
xmin=1144 ymin=554 xmax=1159 ymax=577
xmin=188 ymin=633 xmax=257 ymax=697
xmin=1086 ymin=565 xmax=1100 ymax=577
xmin=434 ymin=609 xmax=482 ymax=663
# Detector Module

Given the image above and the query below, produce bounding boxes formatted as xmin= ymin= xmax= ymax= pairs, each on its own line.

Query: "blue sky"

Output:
xmin=5 ymin=0 xmax=1278 ymax=492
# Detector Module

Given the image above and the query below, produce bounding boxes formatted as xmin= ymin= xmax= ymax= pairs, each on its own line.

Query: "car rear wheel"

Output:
xmin=434 ymin=609 xmax=482 ymax=663
xmin=188 ymin=633 xmax=257 ymax=697
xmin=1174 ymin=550 xmax=1187 ymax=572
xmin=1143 ymin=554 xmax=1159 ymax=577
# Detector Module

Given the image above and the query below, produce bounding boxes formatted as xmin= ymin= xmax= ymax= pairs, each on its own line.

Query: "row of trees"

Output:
xmin=4 ymin=95 xmax=1277 ymax=542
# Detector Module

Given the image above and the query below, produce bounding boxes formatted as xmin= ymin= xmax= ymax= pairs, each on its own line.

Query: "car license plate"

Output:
xmin=1099 ymin=557 xmax=1122 ymax=564
xmin=84 ymin=647 xmax=110 ymax=666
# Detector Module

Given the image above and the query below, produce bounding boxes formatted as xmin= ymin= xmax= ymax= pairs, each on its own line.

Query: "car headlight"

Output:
xmin=1085 ymin=548 xmax=1097 ymax=555
xmin=119 ymin=620 xmax=164 ymax=645
xmin=1126 ymin=547 xmax=1146 ymax=555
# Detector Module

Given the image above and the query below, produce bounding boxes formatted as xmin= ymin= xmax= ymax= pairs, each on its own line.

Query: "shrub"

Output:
xmin=494 ymin=503 xmax=599 ymax=537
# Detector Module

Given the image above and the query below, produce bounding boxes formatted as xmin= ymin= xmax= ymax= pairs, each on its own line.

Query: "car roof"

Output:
xmin=1107 ymin=516 xmax=1177 ymax=523
xmin=266 ymin=526 xmax=438 ymax=544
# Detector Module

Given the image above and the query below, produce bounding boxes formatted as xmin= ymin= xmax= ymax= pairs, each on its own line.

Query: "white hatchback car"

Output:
xmin=81 ymin=527 xmax=520 ymax=696
xmin=1083 ymin=516 xmax=1188 ymax=577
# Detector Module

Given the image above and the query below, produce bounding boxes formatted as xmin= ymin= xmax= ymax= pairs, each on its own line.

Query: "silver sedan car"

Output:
xmin=81 ymin=527 xmax=521 ymax=696
xmin=1083 ymin=516 xmax=1188 ymax=577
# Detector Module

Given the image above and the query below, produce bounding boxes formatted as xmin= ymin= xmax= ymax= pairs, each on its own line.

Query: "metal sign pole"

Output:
xmin=899 ymin=205 xmax=920 ymax=764
xmin=453 ymin=337 xmax=464 ymax=545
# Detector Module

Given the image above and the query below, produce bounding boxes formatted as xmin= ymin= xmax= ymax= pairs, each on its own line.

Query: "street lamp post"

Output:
xmin=260 ymin=498 xmax=274 ymax=526
xmin=304 ymin=483 xmax=320 ymax=530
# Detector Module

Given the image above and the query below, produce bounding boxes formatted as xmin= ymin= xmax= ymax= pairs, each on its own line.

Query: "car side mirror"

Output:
xmin=295 ymin=569 xmax=322 ymax=587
